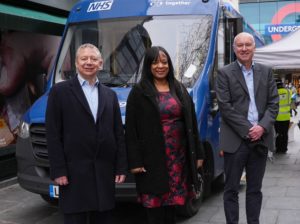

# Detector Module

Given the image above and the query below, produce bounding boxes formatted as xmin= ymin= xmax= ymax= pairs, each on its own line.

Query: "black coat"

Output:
xmin=125 ymin=80 xmax=204 ymax=194
xmin=46 ymin=76 xmax=127 ymax=214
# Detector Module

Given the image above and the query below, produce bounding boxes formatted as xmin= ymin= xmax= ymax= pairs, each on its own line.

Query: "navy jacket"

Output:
xmin=46 ymin=76 xmax=127 ymax=213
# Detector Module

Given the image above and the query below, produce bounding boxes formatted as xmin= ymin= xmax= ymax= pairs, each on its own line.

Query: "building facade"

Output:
xmin=240 ymin=0 xmax=300 ymax=44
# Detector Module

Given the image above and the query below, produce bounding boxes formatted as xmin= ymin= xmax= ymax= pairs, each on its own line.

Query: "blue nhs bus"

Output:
xmin=16 ymin=0 xmax=264 ymax=217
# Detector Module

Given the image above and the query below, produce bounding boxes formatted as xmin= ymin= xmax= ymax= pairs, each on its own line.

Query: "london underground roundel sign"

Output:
xmin=271 ymin=3 xmax=300 ymax=41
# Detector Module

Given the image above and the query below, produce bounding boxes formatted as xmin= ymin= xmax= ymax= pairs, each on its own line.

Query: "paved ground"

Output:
xmin=0 ymin=116 xmax=300 ymax=224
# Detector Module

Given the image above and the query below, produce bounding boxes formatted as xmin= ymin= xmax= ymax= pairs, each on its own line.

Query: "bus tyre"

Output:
xmin=176 ymin=171 xmax=205 ymax=217
xmin=40 ymin=194 xmax=58 ymax=206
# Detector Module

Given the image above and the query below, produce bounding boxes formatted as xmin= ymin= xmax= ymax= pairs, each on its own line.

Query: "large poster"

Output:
xmin=0 ymin=31 xmax=61 ymax=148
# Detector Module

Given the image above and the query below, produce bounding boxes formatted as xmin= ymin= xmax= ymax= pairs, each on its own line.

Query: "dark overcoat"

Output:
xmin=46 ymin=76 xmax=127 ymax=214
xmin=125 ymin=80 xmax=204 ymax=194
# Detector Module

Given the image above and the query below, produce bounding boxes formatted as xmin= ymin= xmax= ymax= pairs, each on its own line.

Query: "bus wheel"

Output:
xmin=176 ymin=171 xmax=205 ymax=217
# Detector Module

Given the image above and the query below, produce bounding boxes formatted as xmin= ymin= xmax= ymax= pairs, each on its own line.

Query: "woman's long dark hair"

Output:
xmin=139 ymin=46 xmax=181 ymax=103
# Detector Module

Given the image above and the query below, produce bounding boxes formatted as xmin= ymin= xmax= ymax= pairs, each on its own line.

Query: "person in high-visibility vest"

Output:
xmin=275 ymin=80 xmax=291 ymax=153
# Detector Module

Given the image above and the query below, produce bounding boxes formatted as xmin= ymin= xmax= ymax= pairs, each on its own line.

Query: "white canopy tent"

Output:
xmin=254 ymin=29 xmax=300 ymax=71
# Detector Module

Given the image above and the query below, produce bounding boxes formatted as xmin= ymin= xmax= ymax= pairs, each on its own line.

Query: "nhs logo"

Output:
xmin=87 ymin=1 xmax=113 ymax=12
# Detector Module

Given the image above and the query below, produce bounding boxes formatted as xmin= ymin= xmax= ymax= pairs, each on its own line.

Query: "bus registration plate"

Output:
xmin=49 ymin=185 xmax=59 ymax=198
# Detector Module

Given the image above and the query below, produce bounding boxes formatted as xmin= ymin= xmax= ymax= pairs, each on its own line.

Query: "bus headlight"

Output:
xmin=18 ymin=121 xmax=30 ymax=139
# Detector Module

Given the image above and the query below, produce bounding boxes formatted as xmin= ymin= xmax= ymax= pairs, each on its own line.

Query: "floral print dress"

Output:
xmin=138 ymin=91 xmax=190 ymax=208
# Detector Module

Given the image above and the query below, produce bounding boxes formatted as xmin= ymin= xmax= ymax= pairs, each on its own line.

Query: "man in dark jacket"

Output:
xmin=46 ymin=43 xmax=127 ymax=224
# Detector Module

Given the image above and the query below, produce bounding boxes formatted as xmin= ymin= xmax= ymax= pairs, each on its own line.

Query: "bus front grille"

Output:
xmin=30 ymin=124 xmax=48 ymax=161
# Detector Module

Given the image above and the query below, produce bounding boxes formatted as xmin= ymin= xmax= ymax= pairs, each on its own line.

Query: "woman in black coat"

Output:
xmin=125 ymin=46 xmax=205 ymax=224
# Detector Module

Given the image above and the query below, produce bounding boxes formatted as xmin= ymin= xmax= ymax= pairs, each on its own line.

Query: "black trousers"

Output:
xmin=274 ymin=120 xmax=290 ymax=153
xmin=223 ymin=142 xmax=267 ymax=224
xmin=145 ymin=206 xmax=176 ymax=224
xmin=64 ymin=210 xmax=112 ymax=224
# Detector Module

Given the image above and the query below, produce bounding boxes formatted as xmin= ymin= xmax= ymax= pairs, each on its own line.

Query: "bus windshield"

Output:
xmin=55 ymin=15 xmax=212 ymax=88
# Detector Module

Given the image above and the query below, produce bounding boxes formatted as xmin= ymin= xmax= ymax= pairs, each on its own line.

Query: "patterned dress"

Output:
xmin=138 ymin=91 xmax=190 ymax=208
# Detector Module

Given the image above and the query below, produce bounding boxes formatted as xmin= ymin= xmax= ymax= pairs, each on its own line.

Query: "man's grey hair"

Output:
xmin=233 ymin=32 xmax=256 ymax=48
xmin=75 ymin=43 xmax=102 ymax=59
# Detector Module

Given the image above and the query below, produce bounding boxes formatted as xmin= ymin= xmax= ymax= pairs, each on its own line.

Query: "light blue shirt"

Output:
xmin=238 ymin=61 xmax=258 ymax=125
xmin=77 ymin=74 xmax=99 ymax=122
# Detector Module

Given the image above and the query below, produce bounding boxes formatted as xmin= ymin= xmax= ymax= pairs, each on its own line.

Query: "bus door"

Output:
xmin=223 ymin=17 xmax=243 ymax=64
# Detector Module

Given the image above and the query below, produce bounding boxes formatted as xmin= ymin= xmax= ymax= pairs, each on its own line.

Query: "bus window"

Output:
xmin=54 ymin=15 xmax=213 ymax=88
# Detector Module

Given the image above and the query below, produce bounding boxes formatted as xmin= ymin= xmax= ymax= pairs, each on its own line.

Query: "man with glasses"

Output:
xmin=46 ymin=43 xmax=127 ymax=224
